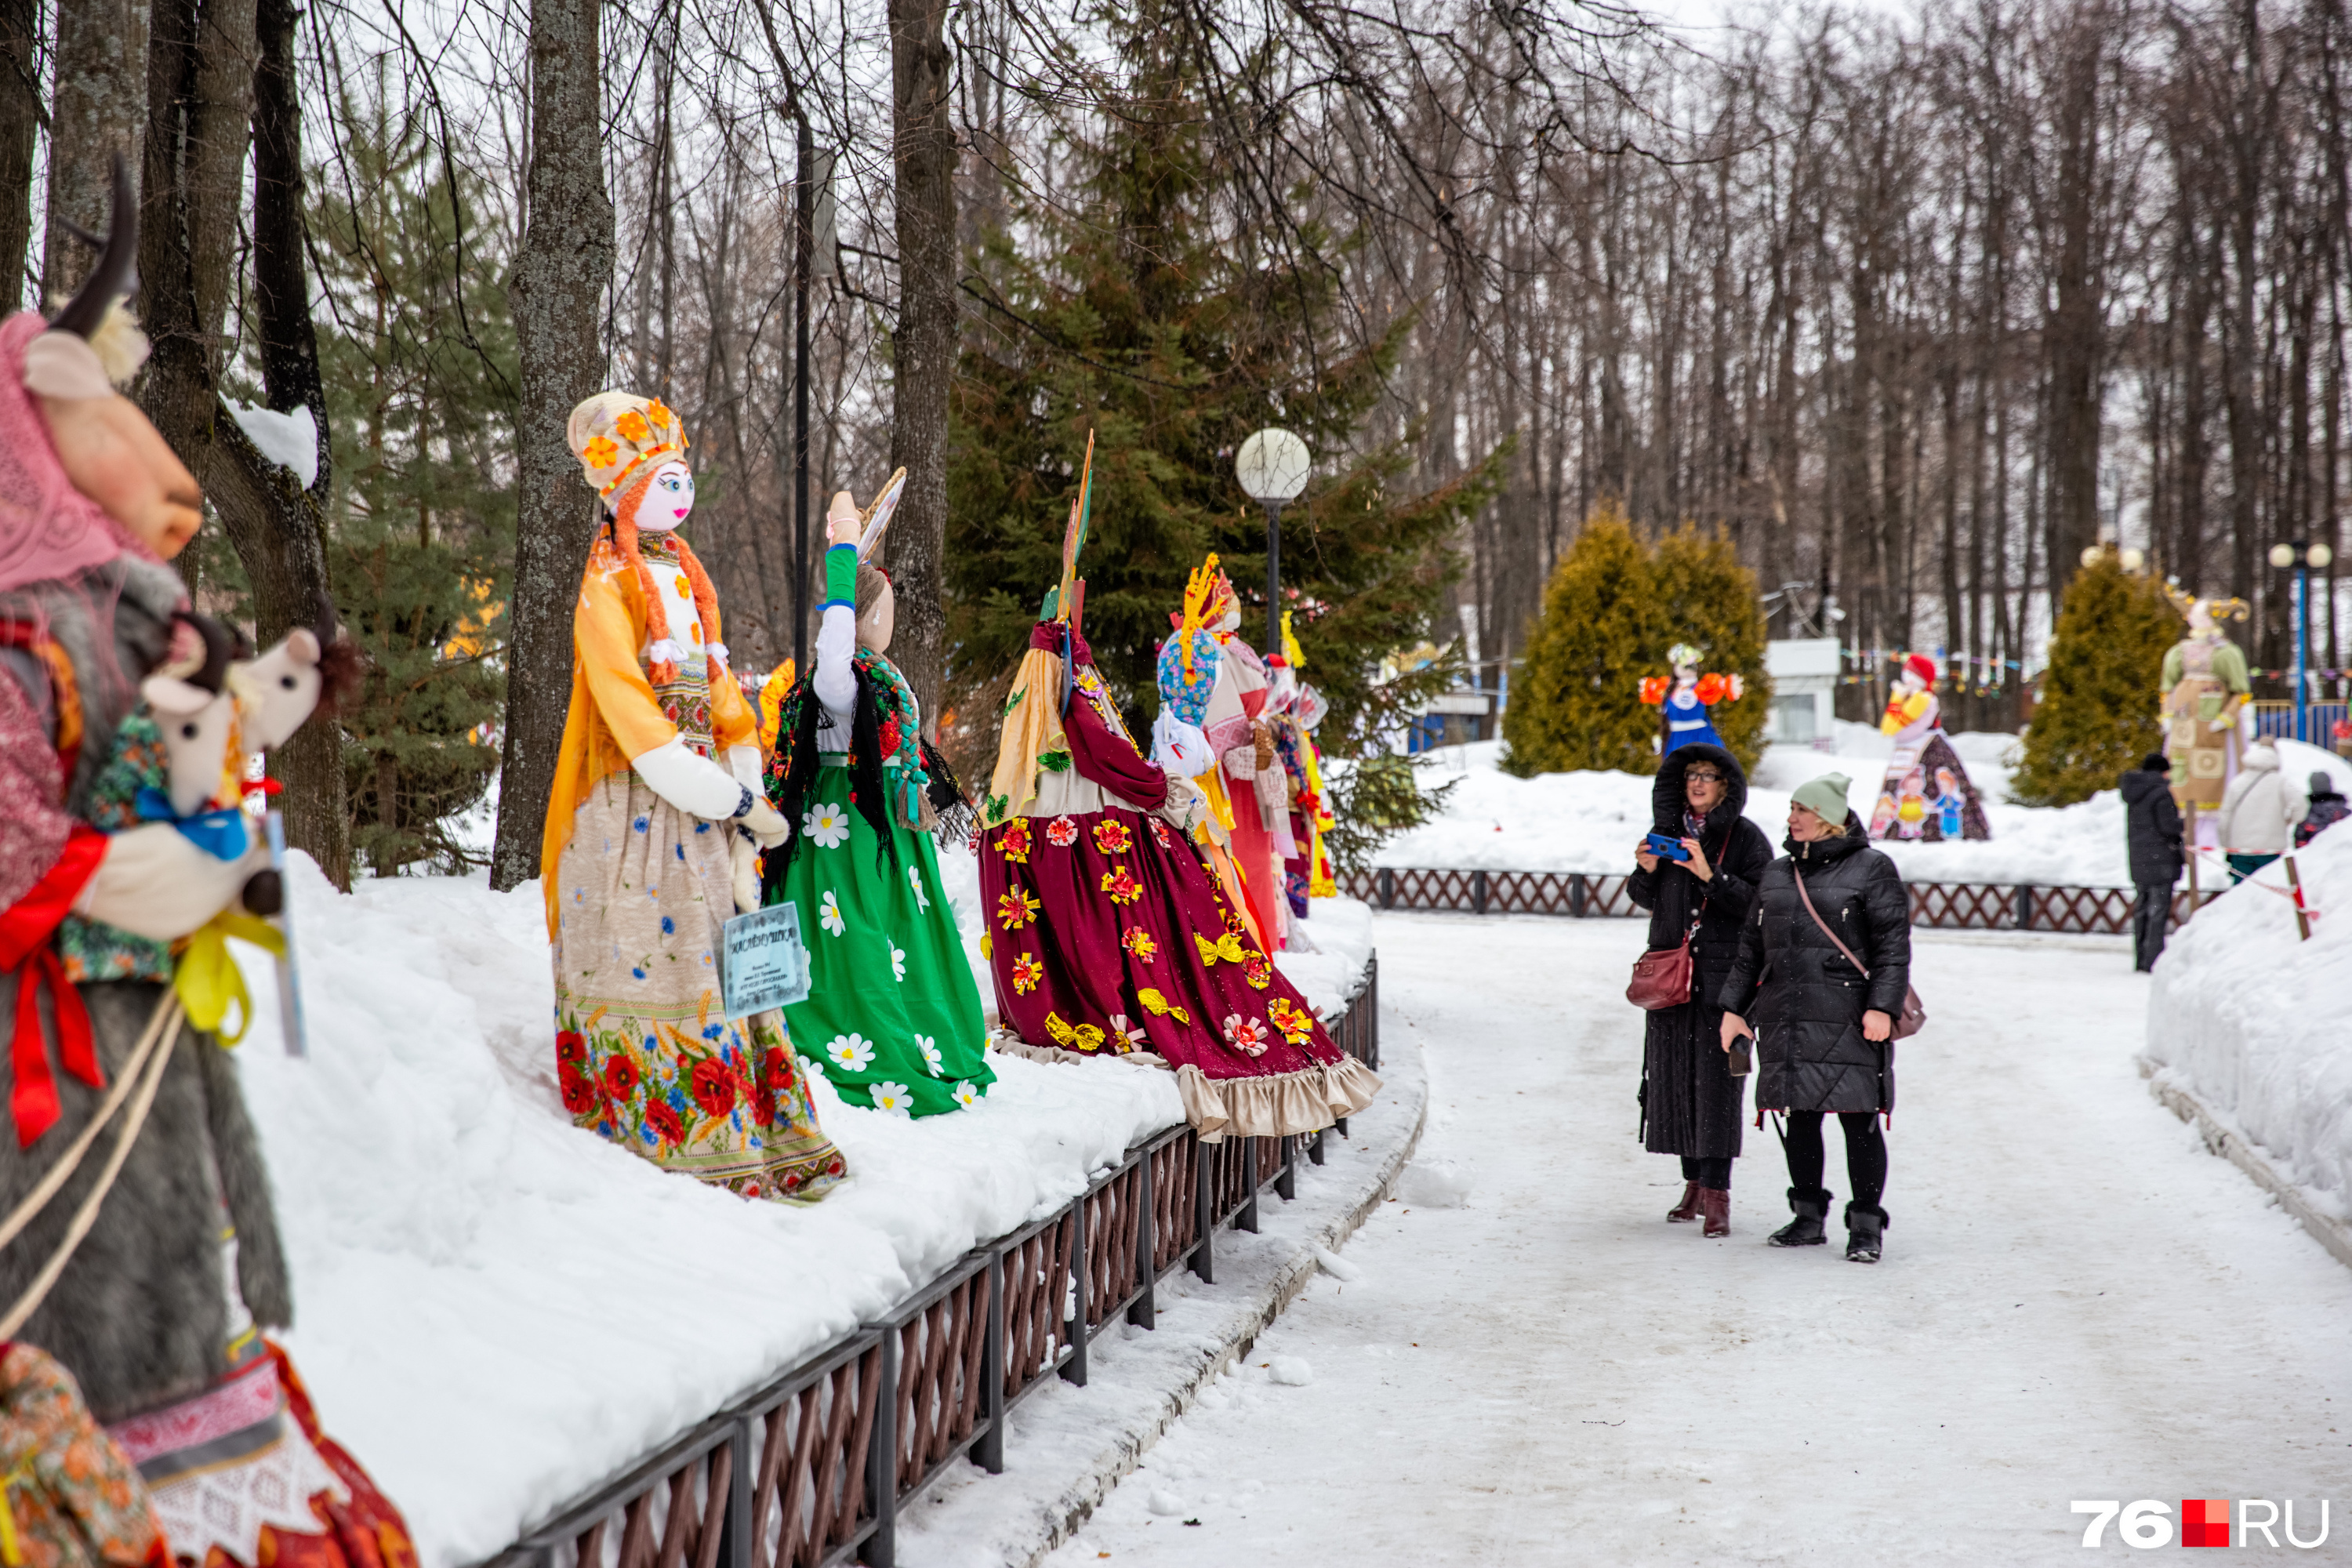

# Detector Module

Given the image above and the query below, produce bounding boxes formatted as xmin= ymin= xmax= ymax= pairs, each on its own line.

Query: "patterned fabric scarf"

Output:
xmin=763 ymin=647 xmax=934 ymax=889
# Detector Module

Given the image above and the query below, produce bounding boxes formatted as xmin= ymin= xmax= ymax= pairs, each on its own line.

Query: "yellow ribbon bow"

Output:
xmin=1194 ymin=931 xmax=1247 ymax=966
xmin=1136 ymin=989 xmax=1192 ymax=1025
xmin=172 ymin=910 xmax=286 ymax=1046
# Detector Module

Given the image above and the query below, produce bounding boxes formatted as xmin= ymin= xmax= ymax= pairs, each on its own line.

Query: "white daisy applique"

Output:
xmin=951 ymin=1080 xmax=984 ymax=1109
xmin=916 ymin=1034 xmax=944 ymax=1076
xmin=819 ymin=891 xmax=846 ymax=936
xmin=891 ymin=942 xmax=908 ymax=982
xmin=907 ymin=865 xmax=931 ymax=910
xmin=825 ymin=1033 xmax=876 ymax=1072
xmin=869 ymin=1080 xmax=915 ymax=1118
xmin=804 ymin=803 xmax=852 ymax=850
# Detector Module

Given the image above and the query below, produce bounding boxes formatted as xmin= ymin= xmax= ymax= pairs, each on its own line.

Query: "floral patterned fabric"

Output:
xmin=774 ymin=762 xmax=993 ymax=1118
xmin=54 ymin=710 xmax=175 ymax=985
xmin=553 ymin=772 xmax=844 ymax=1200
xmin=0 ymin=1343 xmax=164 ymax=1568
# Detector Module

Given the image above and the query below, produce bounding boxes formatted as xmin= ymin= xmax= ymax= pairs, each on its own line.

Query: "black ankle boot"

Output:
xmin=1845 ymin=1202 xmax=1888 ymax=1263
xmin=1768 ymin=1187 xmax=1830 ymax=1247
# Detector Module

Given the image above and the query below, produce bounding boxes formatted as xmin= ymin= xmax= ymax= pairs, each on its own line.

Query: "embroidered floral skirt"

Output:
xmin=775 ymin=761 xmax=994 ymax=1118
xmin=553 ymin=773 xmax=845 ymax=1200
xmin=980 ymin=805 xmax=1379 ymax=1139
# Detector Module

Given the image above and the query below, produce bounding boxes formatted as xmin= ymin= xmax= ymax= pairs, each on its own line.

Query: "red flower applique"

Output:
xmin=1121 ymin=927 xmax=1159 ymax=962
xmin=1011 ymin=951 xmax=1045 ymax=994
xmin=1100 ymin=867 xmax=1143 ymax=906
xmin=1222 ymin=1013 xmax=1270 ymax=1056
xmin=1045 ymin=815 xmax=1079 ymax=848
xmin=1243 ymin=953 xmax=1273 ymax=990
xmin=996 ymin=888 xmax=1041 ymax=929
xmin=1149 ymin=818 xmax=1173 ymax=849
xmin=1092 ymin=819 xmax=1134 ymax=855
xmin=996 ymin=818 xmax=1033 ymax=863
xmin=1266 ymin=996 xmax=1317 ymax=1044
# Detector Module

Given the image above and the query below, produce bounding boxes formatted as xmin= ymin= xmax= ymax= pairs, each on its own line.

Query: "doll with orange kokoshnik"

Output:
xmin=541 ymin=390 xmax=844 ymax=1200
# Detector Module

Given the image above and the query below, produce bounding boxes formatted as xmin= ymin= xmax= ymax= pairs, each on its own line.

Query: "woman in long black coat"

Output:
xmin=1627 ymin=743 xmax=1773 ymax=1238
xmin=1718 ymin=772 xmax=1911 ymax=1263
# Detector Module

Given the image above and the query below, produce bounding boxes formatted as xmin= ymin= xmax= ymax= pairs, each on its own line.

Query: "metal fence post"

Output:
xmin=1236 ymin=1137 xmax=1260 ymax=1233
xmin=1276 ymin=1134 xmax=1296 ymax=1200
xmin=1377 ymin=867 xmax=1395 ymax=909
xmin=972 ymin=1250 xmax=1005 ymax=1474
xmin=1191 ymin=1143 xmax=1215 ymax=1283
xmin=1367 ymin=955 xmax=1381 ymax=1070
xmin=2013 ymin=884 xmax=2034 ymax=931
xmin=1128 ymin=1148 xmax=1157 ymax=1327
xmin=1472 ymin=869 xmax=1488 ymax=914
xmin=720 ymin=1415 xmax=755 ymax=1568
xmin=1308 ymin=1126 xmax=1326 ymax=1166
xmin=1569 ymin=872 xmax=1588 ymax=917
xmin=866 ymin=1328 xmax=899 ymax=1568
xmin=1060 ymin=1192 xmax=1090 ymax=1386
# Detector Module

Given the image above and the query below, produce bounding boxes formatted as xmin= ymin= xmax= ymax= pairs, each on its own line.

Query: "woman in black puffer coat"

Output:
xmin=1718 ymin=771 xmax=1911 ymax=1263
xmin=1627 ymin=743 xmax=1773 ymax=1238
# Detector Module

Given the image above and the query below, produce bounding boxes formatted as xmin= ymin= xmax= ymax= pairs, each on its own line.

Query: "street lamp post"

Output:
xmin=1235 ymin=428 xmax=1311 ymax=655
xmin=2267 ymin=540 xmax=2336 ymax=742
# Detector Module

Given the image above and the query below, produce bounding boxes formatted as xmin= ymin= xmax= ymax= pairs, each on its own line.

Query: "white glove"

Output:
xmin=633 ymin=735 xmax=753 ymax=821
xmin=739 ymin=797 xmax=789 ymax=847
xmin=1150 ymin=713 xmax=1214 ymax=778
xmin=76 ymin=823 xmax=270 ymax=942
xmin=726 ymin=743 xmax=764 ymax=791
xmin=730 ymin=834 xmax=764 ymax=914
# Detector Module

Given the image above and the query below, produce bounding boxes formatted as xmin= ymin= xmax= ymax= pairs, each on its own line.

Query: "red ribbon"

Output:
xmin=11 ymin=946 xmax=99 ymax=1147
xmin=0 ymin=828 xmax=112 ymax=1146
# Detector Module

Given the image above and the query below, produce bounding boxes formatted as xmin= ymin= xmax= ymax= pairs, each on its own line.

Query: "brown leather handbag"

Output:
xmin=1626 ymin=900 xmax=1706 ymax=1011
xmin=1791 ymin=866 xmax=1926 ymax=1039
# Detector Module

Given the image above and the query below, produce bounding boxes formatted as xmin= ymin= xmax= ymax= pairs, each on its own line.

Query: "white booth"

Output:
xmin=1764 ymin=637 xmax=1841 ymax=747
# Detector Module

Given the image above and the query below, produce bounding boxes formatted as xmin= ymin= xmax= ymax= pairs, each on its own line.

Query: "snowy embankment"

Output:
xmin=2143 ymin=818 xmax=2352 ymax=1228
xmin=1370 ymin=728 xmax=2352 ymax=888
xmin=223 ymin=851 xmax=1370 ymax=1568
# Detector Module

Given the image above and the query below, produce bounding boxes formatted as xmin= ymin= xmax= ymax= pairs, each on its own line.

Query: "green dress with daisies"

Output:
xmin=764 ymin=543 xmax=993 ymax=1117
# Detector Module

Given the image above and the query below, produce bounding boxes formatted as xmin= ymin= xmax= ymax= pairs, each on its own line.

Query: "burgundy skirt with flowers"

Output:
xmin=981 ymin=804 xmax=1378 ymax=1138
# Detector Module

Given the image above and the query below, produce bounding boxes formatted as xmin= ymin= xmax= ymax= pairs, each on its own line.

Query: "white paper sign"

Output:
xmin=719 ymin=902 xmax=812 ymax=1019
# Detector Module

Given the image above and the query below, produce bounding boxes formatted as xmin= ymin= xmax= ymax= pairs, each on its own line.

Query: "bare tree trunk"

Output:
xmin=492 ymin=0 xmax=615 ymax=891
xmin=0 ymin=0 xmax=35 ymax=311
xmin=887 ymin=0 xmax=955 ymax=727
xmin=44 ymin=0 xmax=147 ymax=301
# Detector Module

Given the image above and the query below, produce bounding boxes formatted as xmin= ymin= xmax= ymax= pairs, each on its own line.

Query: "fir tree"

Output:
xmin=1501 ymin=506 xmax=1666 ymax=776
xmin=1649 ymin=523 xmax=1771 ymax=776
xmin=947 ymin=8 xmax=1493 ymax=757
xmin=2013 ymin=555 xmax=2182 ymax=807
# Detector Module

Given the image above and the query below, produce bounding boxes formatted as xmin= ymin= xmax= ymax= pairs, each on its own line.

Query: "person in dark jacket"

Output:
xmin=2120 ymin=753 xmax=2184 ymax=971
xmin=2296 ymin=770 xmax=2350 ymax=849
xmin=1628 ymin=742 xmax=1773 ymax=1238
xmin=1718 ymin=772 xmax=1911 ymax=1264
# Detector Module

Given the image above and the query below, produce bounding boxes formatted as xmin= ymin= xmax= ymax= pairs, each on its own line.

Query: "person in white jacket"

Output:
xmin=2215 ymin=739 xmax=2302 ymax=881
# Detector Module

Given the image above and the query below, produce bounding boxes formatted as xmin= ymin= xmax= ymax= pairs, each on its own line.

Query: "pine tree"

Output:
xmin=946 ymin=6 xmax=1493 ymax=758
xmin=2013 ymin=554 xmax=2183 ymax=806
xmin=1649 ymin=523 xmax=1771 ymax=776
xmin=1501 ymin=506 xmax=1667 ymax=776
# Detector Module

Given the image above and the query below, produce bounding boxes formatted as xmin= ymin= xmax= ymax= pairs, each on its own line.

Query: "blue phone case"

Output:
xmin=1645 ymin=832 xmax=1690 ymax=862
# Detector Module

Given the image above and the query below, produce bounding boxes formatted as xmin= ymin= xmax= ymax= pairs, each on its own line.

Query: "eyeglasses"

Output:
xmin=1685 ymin=770 xmax=1725 ymax=784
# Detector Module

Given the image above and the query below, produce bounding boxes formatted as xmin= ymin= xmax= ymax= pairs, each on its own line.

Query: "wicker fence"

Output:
xmin=1343 ymin=868 xmax=2189 ymax=937
xmin=486 ymin=956 xmax=1381 ymax=1568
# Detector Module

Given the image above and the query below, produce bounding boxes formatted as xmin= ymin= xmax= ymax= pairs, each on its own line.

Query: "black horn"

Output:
xmin=49 ymin=154 xmax=137 ymax=339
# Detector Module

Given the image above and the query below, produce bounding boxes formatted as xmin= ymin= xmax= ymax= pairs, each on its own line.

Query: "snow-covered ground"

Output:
xmin=1373 ymin=728 xmax=2352 ymax=889
xmin=2145 ymin=811 xmax=2352 ymax=1229
xmin=1048 ymin=913 xmax=2352 ymax=1565
xmin=226 ymin=852 xmax=1369 ymax=1568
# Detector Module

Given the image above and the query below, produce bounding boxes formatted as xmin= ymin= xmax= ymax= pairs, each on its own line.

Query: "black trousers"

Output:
xmin=1781 ymin=1111 xmax=1886 ymax=1210
xmin=1679 ymin=1155 xmax=1732 ymax=1189
xmin=2132 ymin=883 xmax=2172 ymax=971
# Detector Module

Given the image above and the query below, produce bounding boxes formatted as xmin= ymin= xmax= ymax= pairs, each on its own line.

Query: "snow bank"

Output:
xmin=1367 ymin=727 xmax=2155 ymax=887
xmin=229 ymin=856 xmax=1188 ymax=1568
xmin=2143 ymin=818 xmax=2352 ymax=1225
xmin=222 ymin=848 xmax=1377 ymax=1567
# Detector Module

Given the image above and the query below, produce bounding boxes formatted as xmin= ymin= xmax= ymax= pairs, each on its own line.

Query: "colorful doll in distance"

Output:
xmin=1268 ymin=612 xmax=1338 ymax=916
xmin=1640 ymin=643 xmax=1743 ymax=757
xmin=760 ymin=481 xmax=993 ymax=1118
xmin=543 ymin=390 xmax=844 ymax=1200
xmin=0 ymin=166 xmax=412 ymax=1568
xmin=1867 ymin=653 xmax=1990 ymax=842
xmin=2161 ymin=591 xmax=2251 ymax=847
xmin=1200 ymin=571 xmax=1295 ymax=949
xmin=1155 ymin=555 xmax=1266 ymax=951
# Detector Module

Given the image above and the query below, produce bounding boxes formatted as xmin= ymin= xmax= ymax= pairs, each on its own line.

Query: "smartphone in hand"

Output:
xmin=1643 ymin=831 xmax=1692 ymax=862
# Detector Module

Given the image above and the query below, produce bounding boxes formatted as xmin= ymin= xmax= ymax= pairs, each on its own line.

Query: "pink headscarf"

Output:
xmin=0 ymin=312 xmax=154 ymax=597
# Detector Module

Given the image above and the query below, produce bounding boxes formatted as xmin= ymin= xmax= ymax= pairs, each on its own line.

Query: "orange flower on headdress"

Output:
xmin=646 ymin=399 xmax=675 ymax=430
xmin=614 ymin=410 xmax=652 ymax=444
xmin=583 ymin=435 xmax=619 ymax=469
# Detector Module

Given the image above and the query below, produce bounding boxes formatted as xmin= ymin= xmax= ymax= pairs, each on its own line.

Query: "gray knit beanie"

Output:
xmin=1791 ymin=773 xmax=1852 ymax=824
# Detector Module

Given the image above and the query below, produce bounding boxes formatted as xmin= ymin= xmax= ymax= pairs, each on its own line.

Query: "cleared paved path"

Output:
xmin=1047 ymin=913 xmax=2352 ymax=1565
